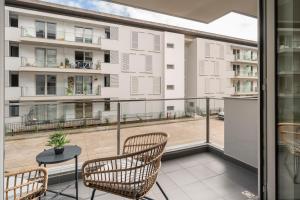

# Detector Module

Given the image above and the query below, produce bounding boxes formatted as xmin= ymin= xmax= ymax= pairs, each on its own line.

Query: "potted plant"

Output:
xmin=66 ymin=87 xmax=73 ymax=96
xmin=47 ymin=131 xmax=70 ymax=155
xmin=60 ymin=62 xmax=64 ymax=69
xmin=65 ymin=58 xmax=70 ymax=68
xmin=96 ymin=61 xmax=101 ymax=70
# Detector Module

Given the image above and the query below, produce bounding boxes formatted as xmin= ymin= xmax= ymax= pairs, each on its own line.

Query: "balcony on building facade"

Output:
xmin=233 ymin=86 xmax=258 ymax=96
xmin=19 ymin=86 xmax=105 ymax=101
xmin=20 ymin=26 xmax=103 ymax=50
xmin=231 ymin=69 xmax=258 ymax=79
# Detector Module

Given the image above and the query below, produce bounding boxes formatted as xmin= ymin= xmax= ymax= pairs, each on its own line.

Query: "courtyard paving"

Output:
xmin=4 ymin=118 xmax=224 ymax=172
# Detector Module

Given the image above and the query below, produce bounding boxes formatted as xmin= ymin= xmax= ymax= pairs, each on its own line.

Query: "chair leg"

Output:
xmin=156 ymin=181 xmax=169 ymax=200
xmin=91 ymin=189 xmax=96 ymax=200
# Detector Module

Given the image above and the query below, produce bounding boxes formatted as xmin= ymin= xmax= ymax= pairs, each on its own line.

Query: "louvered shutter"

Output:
xmin=154 ymin=35 xmax=160 ymax=51
xmin=110 ymin=50 xmax=119 ymax=64
xmin=219 ymin=45 xmax=224 ymax=59
xmin=199 ymin=60 xmax=205 ymax=76
xmin=131 ymin=76 xmax=139 ymax=94
xmin=205 ymin=43 xmax=210 ymax=58
xmin=110 ymin=74 xmax=119 ymax=88
xmin=122 ymin=53 xmax=130 ymax=72
xmin=145 ymin=55 xmax=152 ymax=73
xmin=214 ymin=61 xmax=220 ymax=76
xmin=131 ymin=31 xmax=139 ymax=49
xmin=153 ymin=77 xmax=161 ymax=95
xmin=110 ymin=27 xmax=119 ymax=40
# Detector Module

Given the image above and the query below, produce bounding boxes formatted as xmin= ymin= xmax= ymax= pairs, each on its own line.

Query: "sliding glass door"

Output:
xmin=276 ymin=0 xmax=300 ymax=199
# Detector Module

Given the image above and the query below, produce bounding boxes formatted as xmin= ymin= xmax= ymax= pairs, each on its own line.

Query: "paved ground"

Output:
xmin=4 ymin=118 xmax=224 ymax=171
xmin=44 ymin=152 xmax=258 ymax=200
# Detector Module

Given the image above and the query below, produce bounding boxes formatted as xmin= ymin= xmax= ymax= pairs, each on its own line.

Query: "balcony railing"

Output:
xmin=20 ymin=26 xmax=102 ymax=45
xmin=20 ymin=86 xmax=101 ymax=97
xmin=234 ymin=86 xmax=258 ymax=94
xmin=233 ymin=70 xmax=258 ymax=77
xmin=4 ymin=97 xmax=225 ymax=172
xmin=20 ymin=57 xmax=103 ymax=70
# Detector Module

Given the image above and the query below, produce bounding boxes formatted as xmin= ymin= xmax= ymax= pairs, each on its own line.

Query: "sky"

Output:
xmin=43 ymin=0 xmax=257 ymax=41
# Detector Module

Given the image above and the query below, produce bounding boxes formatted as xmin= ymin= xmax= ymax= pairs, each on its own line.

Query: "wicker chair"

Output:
xmin=4 ymin=167 xmax=48 ymax=200
xmin=82 ymin=132 xmax=169 ymax=200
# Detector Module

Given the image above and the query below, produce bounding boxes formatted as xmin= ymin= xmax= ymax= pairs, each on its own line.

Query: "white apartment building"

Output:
xmin=3 ymin=3 xmax=256 ymax=128
xmin=185 ymin=38 xmax=258 ymax=113
xmin=4 ymin=6 xmax=186 ymax=126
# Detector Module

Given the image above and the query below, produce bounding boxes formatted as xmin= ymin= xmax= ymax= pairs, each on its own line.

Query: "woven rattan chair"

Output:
xmin=4 ymin=167 xmax=48 ymax=200
xmin=82 ymin=132 xmax=169 ymax=200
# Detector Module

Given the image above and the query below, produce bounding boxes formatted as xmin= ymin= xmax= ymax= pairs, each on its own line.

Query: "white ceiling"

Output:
xmin=111 ymin=0 xmax=257 ymax=23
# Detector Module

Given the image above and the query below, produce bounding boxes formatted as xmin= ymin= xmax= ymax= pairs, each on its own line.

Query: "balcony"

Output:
xmin=20 ymin=27 xmax=103 ymax=50
xmin=231 ymin=55 xmax=258 ymax=64
xmin=19 ymin=86 xmax=102 ymax=101
xmin=231 ymin=70 xmax=258 ymax=79
xmin=233 ymin=87 xmax=258 ymax=96
xmin=4 ymin=97 xmax=258 ymax=199
xmin=19 ymin=57 xmax=110 ymax=74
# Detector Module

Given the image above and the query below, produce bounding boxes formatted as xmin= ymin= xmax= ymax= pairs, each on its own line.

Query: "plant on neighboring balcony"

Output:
xmin=60 ymin=62 xmax=64 ymax=68
xmin=47 ymin=131 xmax=70 ymax=154
xmin=66 ymin=87 xmax=73 ymax=96
xmin=96 ymin=61 xmax=101 ymax=70
xmin=65 ymin=58 xmax=70 ymax=68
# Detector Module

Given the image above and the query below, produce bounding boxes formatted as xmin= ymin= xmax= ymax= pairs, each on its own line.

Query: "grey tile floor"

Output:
xmin=44 ymin=152 xmax=258 ymax=200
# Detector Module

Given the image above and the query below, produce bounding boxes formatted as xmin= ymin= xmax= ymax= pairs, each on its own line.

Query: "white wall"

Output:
xmin=224 ymin=97 xmax=258 ymax=168
xmin=164 ymin=32 xmax=185 ymax=112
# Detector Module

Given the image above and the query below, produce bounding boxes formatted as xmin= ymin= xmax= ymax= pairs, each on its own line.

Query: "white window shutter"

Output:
xmin=145 ymin=55 xmax=153 ymax=73
xmin=154 ymin=35 xmax=160 ymax=51
xmin=199 ymin=60 xmax=205 ymax=76
xmin=110 ymin=74 xmax=119 ymax=87
xmin=110 ymin=50 xmax=119 ymax=64
xmin=131 ymin=76 xmax=139 ymax=94
xmin=110 ymin=27 xmax=119 ymax=40
xmin=131 ymin=31 xmax=139 ymax=49
xmin=122 ymin=53 xmax=130 ymax=72
xmin=153 ymin=77 xmax=161 ymax=94
xmin=214 ymin=61 xmax=220 ymax=76
xmin=205 ymin=78 xmax=210 ymax=94
xmin=219 ymin=45 xmax=224 ymax=59
xmin=205 ymin=43 xmax=210 ymax=58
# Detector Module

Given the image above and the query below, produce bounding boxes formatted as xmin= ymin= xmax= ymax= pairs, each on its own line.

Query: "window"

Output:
xmin=167 ymin=106 xmax=175 ymax=111
xmin=85 ymin=103 xmax=93 ymax=118
xmin=35 ymin=75 xmax=56 ymax=95
xmin=9 ymin=14 xmax=18 ymax=27
xmin=75 ymin=76 xmax=92 ymax=95
xmin=9 ymin=42 xmax=19 ymax=57
xmin=75 ymin=51 xmax=93 ymax=69
xmin=10 ymin=72 xmax=19 ymax=87
xmin=233 ymin=49 xmax=240 ymax=60
xmin=105 ymin=28 xmax=110 ymax=39
xmin=47 ymin=22 xmax=56 ymax=39
xmin=9 ymin=101 xmax=19 ymax=117
xmin=75 ymin=103 xmax=84 ymax=119
xmin=104 ymin=51 xmax=110 ymax=63
xmin=30 ymin=104 xmax=57 ymax=122
xmin=167 ymin=64 xmax=174 ymax=69
xmin=35 ymin=21 xmax=45 ymax=38
xmin=189 ymin=102 xmax=195 ymax=107
xmin=104 ymin=98 xmax=110 ymax=111
xmin=75 ymin=26 xmax=93 ymax=43
xmin=167 ymin=85 xmax=175 ymax=90
xmin=167 ymin=43 xmax=174 ymax=48
xmin=104 ymin=75 xmax=110 ymax=87
xmin=35 ymin=48 xmax=57 ymax=68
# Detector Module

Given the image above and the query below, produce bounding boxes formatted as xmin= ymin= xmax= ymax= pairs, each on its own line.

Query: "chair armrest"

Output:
xmin=5 ymin=167 xmax=48 ymax=197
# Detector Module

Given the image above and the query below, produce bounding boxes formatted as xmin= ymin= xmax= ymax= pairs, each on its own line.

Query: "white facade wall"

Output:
xmin=163 ymin=32 xmax=185 ymax=113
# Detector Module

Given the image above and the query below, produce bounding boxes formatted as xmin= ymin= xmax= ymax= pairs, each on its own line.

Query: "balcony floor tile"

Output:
xmin=44 ymin=152 xmax=258 ymax=200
